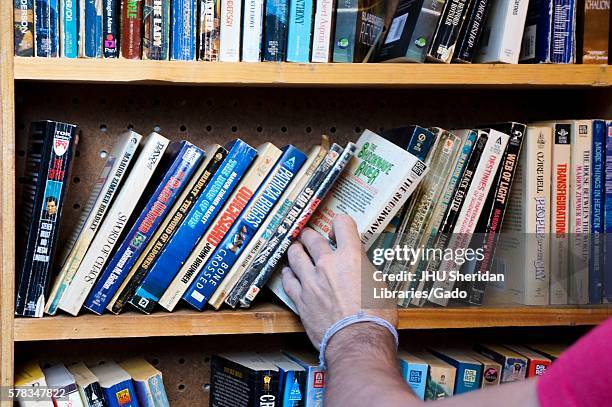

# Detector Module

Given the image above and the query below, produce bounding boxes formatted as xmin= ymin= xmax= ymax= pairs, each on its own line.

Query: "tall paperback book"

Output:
xmin=16 ymin=121 xmax=77 ymax=317
xmin=199 ymin=0 xmax=221 ymax=60
xmin=332 ymin=0 xmax=386 ymax=62
xmin=590 ymin=120 xmax=606 ymax=304
xmin=241 ymin=0 xmax=265 ymax=61
xmin=58 ymin=132 xmax=170 ymax=316
xmin=263 ymin=0 xmax=290 ymax=61
xmin=107 ymin=145 xmax=226 ymax=314
xmin=67 ymin=362 xmax=106 ymax=407
xmin=171 ymin=0 xmax=197 ymax=60
xmin=102 ymin=0 xmax=120 ymax=57
xmin=606 ymin=121 xmax=612 ymax=302
xmin=80 ymin=0 xmax=103 ymax=57
xmin=143 ymin=0 xmax=170 ymax=59
xmin=14 ymin=0 xmax=35 ymax=56
xmin=119 ymin=358 xmax=169 ymax=407
xmin=60 ymin=0 xmax=78 ymax=57
xmin=283 ymin=351 xmax=325 ymax=406
xmin=427 ymin=0 xmax=472 ymax=63
xmin=475 ymin=0 xmax=529 ymax=63
xmin=46 ymin=131 xmax=141 ymax=315
xmin=34 ymin=0 xmax=59 ymax=56
xmin=453 ymin=0 xmax=492 ymax=62
xmin=121 ymin=0 xmax=143 ymax=58
xmin=219 ymin=0 xmax=242 ymax=61
xmin=43 ymin=365 xmax=85 ymax=407
xmin=581 ymin=0 xmax=609 ymax=63
xmin=310 ymin=0 xmax=335 ymax=62
xmin=286 ymin=0 xmax=314 ymax=62
xmin=259 ymin=353 xmax=307 ymax=407
xmin=85 ymin=142 xmax=204 ymax=314
xmin=90 ymin=362 xmax=140 ymax=407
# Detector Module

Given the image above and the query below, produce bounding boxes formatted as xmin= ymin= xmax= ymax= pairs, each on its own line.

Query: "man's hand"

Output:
xmin=281 ymin=214 xmax=398 ymax=350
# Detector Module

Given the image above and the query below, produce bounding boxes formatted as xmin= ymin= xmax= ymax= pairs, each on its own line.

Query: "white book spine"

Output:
xmin=220 ymin=0 xmax=242 ymax=61
xmin=311 ymin=0 xmax=335 ymax=62
xmin=476 ymin=0 xmax=529 ymax=63
xmin=58 ymin=133 xmax=170 ymax=315
xmin=241 ymin=0 xmax=265 ymax=61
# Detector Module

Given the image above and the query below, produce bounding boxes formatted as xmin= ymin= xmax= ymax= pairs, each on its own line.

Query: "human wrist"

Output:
xmin=324 ymin=322 xmax=397 ymax=367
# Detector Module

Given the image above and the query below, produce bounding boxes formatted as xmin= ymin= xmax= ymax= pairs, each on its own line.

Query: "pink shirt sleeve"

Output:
xmin=537 ymin=317 xmax=612 ymax=407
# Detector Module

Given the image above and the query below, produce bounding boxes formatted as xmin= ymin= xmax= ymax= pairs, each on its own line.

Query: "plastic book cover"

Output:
xmin=171 ymin=0 xmax=197 ymax=59
xmin=34 ymin=0 xmax=59 ymax=56
xmin=142 ymin=0 xmax=170 ymax=59
xmin=81 ymin=0 xmax=104 ymax=57
xmin=102 ymin=0 xmax=120 ymax=57
xmin=60 ymin=0 xmax=78 ymax=57
xmin=263 ymin=0 xmax=290 ymax=61
xmin=14 ymin=0 xmax=35 ymax=56
xmin=121 ymin=0 xmax=143 ymax=58
xmin=286 ymin=0 xmax=314 ymax=62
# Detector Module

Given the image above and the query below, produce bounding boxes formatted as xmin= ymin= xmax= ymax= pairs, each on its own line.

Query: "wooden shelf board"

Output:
xmin=13 ymin=304 xmax=610 ymax=341
xmin=13 ymin=58 xmax=611 ymax=88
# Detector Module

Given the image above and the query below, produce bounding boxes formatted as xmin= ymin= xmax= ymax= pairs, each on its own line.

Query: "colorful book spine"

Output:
xmin=263 ymin=0 xmax=290 ymax=61
xmin=60 ymin=0 xmax=78 ymax=57
xmin=81 ymin=0 xmax=103 ymax=57
xmin=582 ymin=0 xmax=609 ymax=63
xmin=121 ymin=0 xmax=143 ymax=58
xmin=198 ymin=0 xmax=221 ymax=60
xmin=219 ymin=0 xmax=242 ymax=61
xmin=427 ymin=0 xmax=472 ymax=63
xmin=102 ymin=0 xmax=120 ymax=57
xmin=286 ymin=0 xmax=314 ymax=62
xmin=453 ymin=0 xmax=492 ymax=62
xmin=15 ymin=121 xmax=78 ymax=318
xmin=310 ymin=0 xmax=334 ymax=62
xmin=171 ymin=0 xmax=197 ymax=60
xmin=589 ymin=120 xmax=605 ymax=304
xmin=84 ymin=143 xmax=204 ymax=314
xmin=34 ymin=0 xmax=59 ymax=56
xmin=605 ymin=121 xmax=612 ymax=302
xmin=143 ymin=0 xmax=170 ymax=59
xmin=183 ymin=146 xmax=307 ymax=310
xmin=551 ymin=0 xmax=576 ymax=63
xmin=14 ymin=0 xmax=35 ymax=56
xmin=126 ymin=140 xmax=257 ymax=314
xmin=399 ymin=354 xmax=428 ymax=400
xmin=283 ymin=352 xmax=325 ymax=405
xmin=241 ymin=0 xmax=265 ymax=61
xmin=428 ymin=349 xmax=482 ymax=394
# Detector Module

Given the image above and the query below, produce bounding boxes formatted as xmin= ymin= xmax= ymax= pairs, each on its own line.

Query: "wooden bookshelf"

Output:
xmin=14 ymin=58 xmax=612 ymax=88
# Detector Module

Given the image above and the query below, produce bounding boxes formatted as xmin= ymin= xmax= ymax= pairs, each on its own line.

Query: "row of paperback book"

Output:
xmin=14 ymin=0 xmax=611 ymax=64
xmin=210 ymin=343 xmax=566 ymax=405
xmin=15 ymin=358 xmax=168 ymax=407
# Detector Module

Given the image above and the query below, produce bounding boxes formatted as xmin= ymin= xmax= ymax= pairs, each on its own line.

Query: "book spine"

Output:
xmin=170 ymin=0 xmax=197 ymax=59
xmin=551 ymin=0 xmax=576 ymax=63
xmin=519 ymin=0 xmax=552 ymax=62
xmin=15 ymin=122 xmax=78 ymax=317
xmin=219 ymin=0 xmax=242 ymax=61
xmin=332 ymin=0 xmax=357 ymax=62
xmin=427 ymin=0 xmax=472 ymax=63
xmin=60 ymin=0 xmax=78 ymax=57
xmin=310 ymin=0 xmax=334 ymax=62
xmin=102 ymin=0 xmax=120 ymax=57
xmin=133 ymin=381 xmax=155 ymax=406
xmin=476 ymin=0 xmax=529 ymax=63
xmin=241 ymin=0 xmax=265 ymax=61
xmin=287 ymin=0 xmax=314 ymax=62
xmin=453 ymin=0 xmax=492 ymax=62
xmin=121 ymin=0 xmax=143 ymax=58
xmin=589 ymin=120 xmax=605 ymax=304
xmin=605 ymin=121 xmax=612 ymax=302
xmin=34 ymin=0 xmax=59 ymax=56
xmin=58 ymin=134 xmax=169 ymax=316
xmin=183 ymin=147 xmax=307 ymax=310
xmin=81 ymin=0 xmax=103 ymax=57
xmin=582 ymin=0 xmax=610 ymax=63
xmin=102 ymin=381 xmax=138 ymax=407
xmin=14 ymin=0 xmax=35 ymax=56
xmin=82 ymin=382 xmax=105 ymax=407
xmin=254 ymin=371 xmax=280 ymax=406
xmin=263 ymin=0 xmax=290 ymax=61
xmin=143 ymin=0 xmax=170 ymax=59
xmin=148 ymin=375 xmax=170 ymax=407
xmin=242 ymin=144 xmax=356 ymax=308
xmin=198 ymin=0 xmax=221 ymax=60
xmin=85 ymin=144 xmax=204 ymax=314
xmin=226 ymin=144 xmax=343 ymax=307
xmin=126 ymin=141 xmax=257 ymax=314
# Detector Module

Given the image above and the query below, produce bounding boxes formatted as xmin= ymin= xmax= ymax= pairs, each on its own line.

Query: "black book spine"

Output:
xmin=254 ymin=370 xmax=280 ymax=407
xmin=103 ymin=0 xmax=120 ymax=57
xmin=452 ymin=0 xmax=491 ymax=62
xmin=263 ymin=0 xmax=290 ymax=61
xmin=427 ymin=0 xmax=472 ymax=63
xmin=210 ymin=356 xmax=256 ymax=406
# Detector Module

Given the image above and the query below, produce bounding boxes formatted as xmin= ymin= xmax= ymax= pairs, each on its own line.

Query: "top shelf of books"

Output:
xmin=13 ymin=59 xmax=612 ymax=88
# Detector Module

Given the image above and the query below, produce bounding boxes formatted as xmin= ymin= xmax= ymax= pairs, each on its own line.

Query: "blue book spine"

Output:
xmin=84 ymin=142 xmax=204 ymax=314
xmin=604 ymin=121 xmax=612 ymax=302
xmin=170 ymin=0 xmax=197 ymax=60
xmin=429 ymin=350 xmax=482 ymax=394
xmin=280 ymin=369 xmax=306 ymax=407
xmin=550 ymin=0 xmax=575 ymax=63
xmin=590 ymin=120 xmax=605 ymax=304
xmin=133 ymin=381 xmax=155 ymax=406
xmin=102 ymin=380 xmax=140 ymax=407
xmin=183 ymin=145 xmax=307 ymax=309
xmin=83 ymin=0 xmax=103 ymax=57
xmin=148 ymin=375 xmax=170 ymax=407
xmin=61 ymin=0 xmax=78 ymax=57
xmin=128 ymin=140 xmax=257 ymax=312
xmin=529 ymin=0 xmax=553 ymax=62
xmin=286 ymin=0 xmax=313 ymax=62
xmin=399 ymin=360 xmax=427 ymax=400
xmin=263 ymin=0 xmax=290 ymax=61
xmin=34 ymin=0 xmax=59 ymax=56
xmin=305 ymin=366 xmax=324 ymax=405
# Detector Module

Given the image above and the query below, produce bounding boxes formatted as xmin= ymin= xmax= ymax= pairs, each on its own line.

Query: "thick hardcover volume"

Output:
xmin=263 ymin=0 xmax=290 ymax=61
xmin=311 ymin=0 xmax=335 ymax=62
xmin=398 ymin=351 xmax=428 ymax=400
xmin=84 ymin=143 xmax=204 ymax=314
xmin=244 ymin=144 xmax=357 ymax=309
xmin=242 ymin=0 xmax=265 ymax=61
xmin=428 ymin=130 xmax=509 ymax=307
xmin=119 ymin=358 xmax=170 ymax=407
xmin=210 ymin=354 xmax=279 ymax=407
xmin=14 ymin=0 xmax=34 ymax=56
xmin=227 ymin=144 xmax=342 ymax=308
xmin=287 ymin=0 xmax=314 ymax=62
xmin=376 ymin=0 xmax=445 ymax=63
xmin=68 ymin=362 xmax=106 ymax=407
xmin=125 ymin=140 xmax=257 ymax=314
xmin=121 ymin=0 xmax=143 ymax=58
xmin=102 ymin=0 xmax=120 ymax=57
xmin=589 ymin=120 xmax=605 ymax=304
xmin=466 ymin=123 xmax=526 ymax=305
xmin=198 ymin=0 xmax=221 ymax=60
xmin=606 ymin=121 xmax=612 ymax=303
xmin=582 ymin=0 xmax=609 ymax=63
xmin=171 ymin=0 xmax=197 ymax=60
xmin=90 ymin=362 xmax=140 ymax=407
xmin=219 ymin=0 xmax=242 ymax=61
xmin=427 ymin=0 xmax=472 ymax=63
xmin=80 ymin=0 xmax=103 ymax=57
xmin=34 ymin=0 xmax=59 ymax=56
xmin=429 ymin=349 xmax=482 ymax=394
xmin=107 ymin=146 xmax=226 ymax=314
xmin=333 ymin=0 xmax=385 ymax=62
xmin=475 ymin=0 xmax=529 ymax=63
xmin=60 ymin=0 xmax=78 ymax=57
xmin=58 ymin=133 xmax=170 ymax=316
xmin=156 ymin=143 xmax=279 ymax=312
xmin=453 ymin=0 xmax=492 ymax=62
xmin=213 ymin=144 xmax=328 ymax=309
xmin=143 ymin=0 xmax=170 ymax=59
xmin=45 ymin=132 xmax=141 ymax=315
xmin=183 ymin=146 xmax=307 ymax=310
xmin=15 ymin=121 xmax=77 ymax=318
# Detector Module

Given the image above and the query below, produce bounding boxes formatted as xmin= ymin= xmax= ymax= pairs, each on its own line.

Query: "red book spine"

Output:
xmin=121 ymin=0 xmax=143 ymax=59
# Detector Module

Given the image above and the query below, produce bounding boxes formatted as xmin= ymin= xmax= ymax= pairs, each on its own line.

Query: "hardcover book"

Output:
xmin=503 ymin=344 xmax=551 ymax=377
xmin=398 ymin=350 xmax=429 ymax=400
xmin=90 ymin=362 xmax=140 ymax=407
xmin=15 ymin=120 xmax=77 ymax=318
xmin=171 ymin=0 xmax=197 ymax=60
xmin=474 ymin=344 xmax=527 ymax=383
xmin=219 ymin=0 xmax=242 ymax=61
xmin=67 ymin=362 xmax=106 ymax=407
xmin=427 ymin=0 xmax=472 ymax=63
xmin=14 ymin=0 xmax=34 ymax=56
xmin=60 ymin=0 xmax=78 ymax=57
xmin=80 ymin=0 xmax=103 ymax=57
xmin=34 ymin=0 xmax=59 ymax=56
xmin=242 ymin=0 xmax=265 ymax=61
xmin=283 ymin=351 xmax=325 ymax=406
xmin=121 ymin=0 xmax=143 ymax=58
xmin=198 ymin=0 xmax=221 ymax=60
xmin=287 ymin=0 xmax=315 ymax=62
xmin=119 ymin=358 xmax=169 ymax=407
xmin=453 ymin=0 xmax=492 ymax=62
xmin=332 ymin=0 xmax=386 ymax=62
xmin=102 ymin=0 xmax=120 ymax=57
xmin=581 ymin=0 xmax=609 ymax=63
xmin=310 ymin=0 xmax=335 ymax=62
xmin=263 ymin=0 xmax=290 ymax=61
xmin=428 ymin=348 xmax=483 ymax=394
xmin=475 ymin=0 xmax=529 ymax=63
xmin=143 ymin=0 xmax=170 ymax=59
xmin=43 ymin=364 xmax=85 ymax=407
